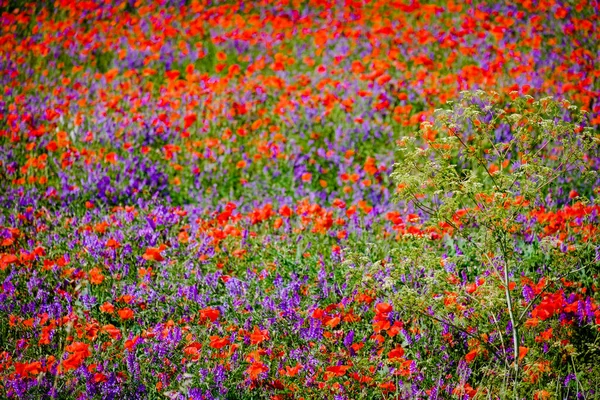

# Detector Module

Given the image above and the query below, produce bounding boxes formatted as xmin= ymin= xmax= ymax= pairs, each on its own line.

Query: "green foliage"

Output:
xmin=95 ymin=50 xmax=114 ymax=74
xmin=195 ymin=39 xmax=217 ymax=74
xmin=384 ymin=91 xmax=600 ymax=397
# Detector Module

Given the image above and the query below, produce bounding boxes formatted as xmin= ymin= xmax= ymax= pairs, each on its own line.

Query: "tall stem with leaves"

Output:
xmin=390 ymin=90 xmax=598 ymax=395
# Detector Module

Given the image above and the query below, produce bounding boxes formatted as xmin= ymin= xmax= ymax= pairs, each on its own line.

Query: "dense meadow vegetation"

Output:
xmin=1 ymin=0 xmax=599 ymax=398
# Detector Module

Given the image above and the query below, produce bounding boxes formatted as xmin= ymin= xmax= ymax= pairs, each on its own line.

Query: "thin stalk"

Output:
xmin=497 ymin=232 xmax=519 ymax=396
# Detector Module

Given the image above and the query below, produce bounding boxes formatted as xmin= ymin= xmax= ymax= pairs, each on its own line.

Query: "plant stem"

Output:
xmin=497 ymin=232 xmax=519 ymax=396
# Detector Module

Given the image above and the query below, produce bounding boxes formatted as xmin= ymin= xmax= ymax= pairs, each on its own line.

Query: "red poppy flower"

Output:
xmin=279 ymin=363 xmax=302 ymax=377
xmin=88 ymin=267 xmax=104 ymax=285
xmin=388 ymin=346 xmax=405 ymax=360
xmin=200 ymin=307 xmax=220 ymax=323
xmin=246 ymin=361 xmax=268 ymax=380
xmin=118 ymin=308 xmax=134 ymax=321
xmin=62 ymin=342 xmax=91 ymax=371
xmin=250 ymin=326 xmax=269 ymax=345
xmin=142 ymin=244 xmax=167 ymax=262
xmin=99 ymin=302 xmax=114 ymax=314
xmin=102 ymin=324 xmax=121 ymax=339
xmin=125 ymin=336 xmax=141 ymax=351
xmin=106 ymin=238 xmax=121 ymax=249
xmin=465 ymin=349 xmax=478 ymax=363
xmin=279 ymin=205 xmax=292 ymax=217
xmin=183 ymin=342 xmax=202 ymax=361
xmin=375 ymin=303 xmax=393 ymax=315
xmin=209 ymin=336 xmax=229 ymax=349
xmin=14 ymin=361 xmax=42 ymax=377
xmin=325 ymin=365 xmax=350 ymax=377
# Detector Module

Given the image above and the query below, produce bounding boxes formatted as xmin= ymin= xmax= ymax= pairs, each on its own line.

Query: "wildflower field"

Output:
xmin=1 ymin=0 xmax=599 ymax=398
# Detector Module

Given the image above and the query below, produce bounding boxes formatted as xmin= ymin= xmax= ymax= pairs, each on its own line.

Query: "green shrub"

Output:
xmin=384 ymin=91 xmax=600 ymax=397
